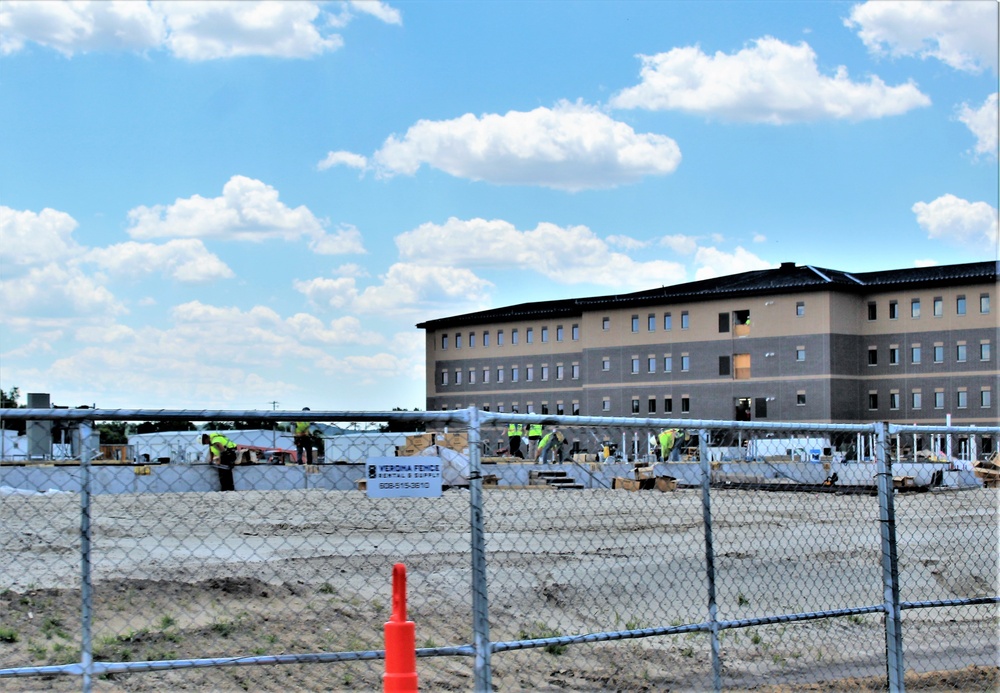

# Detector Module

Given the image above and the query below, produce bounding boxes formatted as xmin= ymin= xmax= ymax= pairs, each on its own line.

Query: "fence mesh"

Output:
xmin=0 ymin=410 xmax=997 ymax=692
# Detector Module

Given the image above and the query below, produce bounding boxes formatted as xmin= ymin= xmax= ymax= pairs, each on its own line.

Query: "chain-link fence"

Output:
xmin=1 ymin=408 xmax=997 ymax=692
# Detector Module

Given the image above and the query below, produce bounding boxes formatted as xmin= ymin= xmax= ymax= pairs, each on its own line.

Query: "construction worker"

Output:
xmin=507 ymin=416 xmax=524 ymax=458
xmin=658 ymin=428 xmax=682 ymax=462
xmin=526 ymin=422 xmax=543 ymax=460
xmin=535 ymin=429 xmax=566 ymax=464
xmin=202 ymin=432 xmax=237 ymax=492
xmin=294 ymin=408 xmax=314 ymax=465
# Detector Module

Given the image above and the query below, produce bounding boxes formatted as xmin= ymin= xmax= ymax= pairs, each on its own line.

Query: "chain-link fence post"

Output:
xmin=79 ymin=420 xmax=95 ymax=693
xmin=875 ymin=420 xmax=905 ymax=690
xmin=467 ymin=407 xmax=492 ymax=692
xmin=697 ymin=427 xmax=722 ymax=693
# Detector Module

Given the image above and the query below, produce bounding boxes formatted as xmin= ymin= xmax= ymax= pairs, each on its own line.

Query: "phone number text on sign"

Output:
xmin=366 ymin=457 xmax=443 ymax=498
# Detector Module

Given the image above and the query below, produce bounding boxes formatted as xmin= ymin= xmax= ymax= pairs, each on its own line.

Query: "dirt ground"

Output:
xmin=1 ymin=486 xmax=997 ymax=692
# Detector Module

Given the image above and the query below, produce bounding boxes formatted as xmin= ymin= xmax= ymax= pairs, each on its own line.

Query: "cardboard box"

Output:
xmin=573 ymin=453 xmax=598 ymax=463
xmin=654 ymin=476 xmax=678 ymax=492
xmin=355 ymin=479 xmax=367 ymax=491
xmin=633 ymin=465 xmax=655 ymax=480
xmin=892 ymin=476 xmax=915 ymax=488
xmin=613 ymin=477 xmax=641 ymax=491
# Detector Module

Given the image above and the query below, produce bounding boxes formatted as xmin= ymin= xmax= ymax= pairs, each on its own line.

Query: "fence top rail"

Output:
xmin=889 ymin=423 xmax=1000 ymax=435
xmin=0 ymin=408 xmax=471 ymax=425
xmin=2 ymin=408 xmax=991 ymax=436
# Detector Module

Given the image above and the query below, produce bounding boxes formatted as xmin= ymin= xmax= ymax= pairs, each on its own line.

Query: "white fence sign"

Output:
xmin=366 ymin=457 xmax=443 ymax=498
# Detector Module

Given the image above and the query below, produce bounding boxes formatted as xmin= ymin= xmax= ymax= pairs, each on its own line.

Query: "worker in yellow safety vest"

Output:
xmin=507 ymin=419 xmax=524 ymax=458
xmin=294 ymin=408 xmax=314 ymax=465
xmin=202 ymin=432 xmax=237 ymax=491
xmin=658 ymin=428 xmax=682 ymax=462
xmin=535 ymin=430 xmax=566 ymax=464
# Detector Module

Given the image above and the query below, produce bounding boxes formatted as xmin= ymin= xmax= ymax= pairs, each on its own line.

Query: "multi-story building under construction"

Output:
xmin=417 ymin=260 xmax=997 ymax=440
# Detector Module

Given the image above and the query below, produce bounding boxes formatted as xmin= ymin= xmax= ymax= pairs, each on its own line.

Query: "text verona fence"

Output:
xmin=0 ymin=408 xmax=997 ymax=692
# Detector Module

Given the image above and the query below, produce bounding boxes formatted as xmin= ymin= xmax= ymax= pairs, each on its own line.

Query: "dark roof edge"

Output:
xmin=416 ymin=260 xmax=998 ymax=330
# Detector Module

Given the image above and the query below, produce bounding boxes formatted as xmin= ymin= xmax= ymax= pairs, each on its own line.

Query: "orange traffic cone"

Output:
xmin=383 ymin=563 xmax=418 ymax=692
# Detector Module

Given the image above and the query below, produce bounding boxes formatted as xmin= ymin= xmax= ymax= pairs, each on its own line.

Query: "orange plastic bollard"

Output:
xmin=383 ymin=563 xmax=418 ymax=693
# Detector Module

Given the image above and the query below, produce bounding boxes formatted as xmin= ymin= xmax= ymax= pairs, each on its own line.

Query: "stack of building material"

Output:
xmin=973 ymin=453 xmax=999 ymax=488
xmin=396 ymin=432 xmax=468 ymax=457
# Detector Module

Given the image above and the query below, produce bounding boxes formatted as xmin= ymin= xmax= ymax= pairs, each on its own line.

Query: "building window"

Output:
xmin=540 ymin=403 xmax=548 ymax=415
xmin=525 ymin=366 xmax=533 ymax=382
xmin=572 ymin=324 xmax=579 ymax=340
xmin=648 ymin=314 xmax=656 ymax=331
xmin=571 ymin=364 xmax=580 ymax=379
xmin=868 ymin=393 xmax=878 ymax=410
xmin=934 ymin=391 xmax=944 ymax=409
xmin=719 ymin=356 xmax=731 ymax=376
xmin=911 ymin=345 xmax=921 ymax=364
xmin=663 ymin=355 xmax=673 ymax=373
xmin=796 ymin=347 xmax=806 ymax=362
xmin=956 ymin=344 xmax=967 ymax=362
xmin=468 ymin=369 xmax=475 ymax=384
xmin=719 ymin=312 xmax=730 ymax=333
xmin=441 ymin=371 xmax=449 ymax=386
xmin=631 ymin=358 xmax=640 ymax=374
xmin=602 ymin=399 xmax=611 ymax=412
xmin=868 ymin=347 xmax=878 ymax=366
xmin=957 ymin=390 xmax=968 ymax=409
xmin=602 ymin=317 xmax=610 ymax=330
xmin=912 ymin=391 xmax=922 ymax=409
xmin=982 ymin=342 xmax=992 ymax=360
xmin=982 ymin=389 xmax=992 ymax=408
xmin=867 ymin=302 xmax=877 ymax=321
xmin=631 ymin=398 xmax=640 ymax=414
xmin=525 ymin=328 xmax=533 ymax=344
xmin=681 ymin=311 xmax=689 ymax=329
xmin=511 ymin=366 xmax=518 ymax=382
xmin=911 ymin=299 xmax=921 ymax=318
xmin=889 ymin=346 xmax=899 ymax=365
xmin=441 ymin=334 xmax=448 ymax=350
xmin=648 ymin=357 xmax=656 ymax=373
xmin=556 ymin=402 xmax=564 ymax=415
xmin=497 ymin=330 xmax=504 ymax=346
xmin=540 ymin=365 xmax=549 ymax=381
xmin=648 ymin=398 xmax=656 ymax=413
xmin=981 ymin=293 xmax=991 ymax=314
xmin=455 ymin=333 xmax=462 ymax=349
xmin=795 ymin=301 xmax=805 ymax=317
xmin=526 ymin=404 xmax=534 ymax=415
xmin=483 ymin=331 xmax=490 ymax=347
xmin=455 ymin=370 xmax=462 ymax=385
xmin=889 ymin=300 xmax=899 ymax=319
xmin=681 ymin=355 xmax=690 ymax=372
xmin=956 ymin=295 xmax=966 ymax=315
xmin=797 ymin=393 xmax=806 ymax=406
xmin=556 ymin=364 xmax=564 ymax=380
xmin=497 ymin=404 xmax=505 ymax=413
xmin=511 ymin=329 xmax=519 ymax=344
xmin=681 ymin=396 xmax=690 ymax=413
xmin=556 ymin=325 xmax=564 ymax=342
xmin=483 ymin=368 xmax=490 ymax=383
xmin=664 ymin=312 xmax=672 ymax=330
xmin=469 ymin=332 xmax=476 ymax=348
xmin=602 ymin=357 xmax=611 ymax=371
xmin=496 ymin=367 xmax=504 ymax=383
xmin=664 ymin=397 xmax=673 ymax=413
xmin=933 ymin=297 xmax=943 ymax=317
xmin=631 ymin=315 xmax=639 ymax=332
xmin=541 ymin=326 xmax=548 ymax=342
xmin=889 ymin=392 xmax=900 ymax=410
xmin=933 ymin=345 xmax=944 ymax=363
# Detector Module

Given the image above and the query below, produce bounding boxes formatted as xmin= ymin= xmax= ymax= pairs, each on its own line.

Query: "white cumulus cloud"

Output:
xmin=846 ymin=0 xmax=998 ymax=74
xmin=82 ymin=239 xmax=235 ymax=283
xmin=911 ymin=194 xmax=999 ymax=251
xmin=0 ymin=0 xmax=400 ymax=60
xmin=610 ymin=37 xmax=931 ymax=123
xmin=317 ymin=150 xmax=369 ymax=171
xmin=395 ymin=217 xmax=688 ymax=289
xmin=957 ymin=93 xmax=999 ymax=160
xmin=373 ymin=101 xmax=682 ymax=191
xmin=126 ymin=175 xmax=326 ymax=242
xmin=693 ymin=247 xmax=775 ymax=281
xmin=0 ymin=206 xmax=85 ymax=267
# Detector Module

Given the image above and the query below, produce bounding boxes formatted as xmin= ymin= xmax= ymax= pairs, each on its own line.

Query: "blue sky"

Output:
xmin=0 ymin=0 xmax=997 ymax=411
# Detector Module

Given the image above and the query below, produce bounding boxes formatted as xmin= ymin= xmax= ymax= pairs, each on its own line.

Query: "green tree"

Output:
xmin=97 ymin=422 xmax=131 ymax=444
xmin=379 ymin=407 xmax=425 ymax=433
xmin=1 ymin=387 xmax=20 ymax=409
